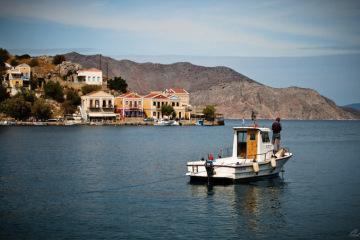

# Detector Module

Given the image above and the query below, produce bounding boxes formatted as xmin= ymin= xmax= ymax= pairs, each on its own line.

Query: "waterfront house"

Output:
xmin=80 ymin=91 xmax=117 ymax=122
xmin=77 ymin=68 xmax=102 ymax=85
xmin=143 ymin=93 xmax=170 ymax=119
xmin=165 ymin=88 xmax=190 ymax=106
xmin=5 ymin=63 xmax=31 ymax=96
xmin=114 ymin=92 xmax=144 ymax=118
xmin=164 ymin=88 xmax=191 ymax=119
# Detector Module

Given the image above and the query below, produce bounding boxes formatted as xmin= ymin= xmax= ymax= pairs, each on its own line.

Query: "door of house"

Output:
xmin=247 ymin=129 xmax=258 ymax=160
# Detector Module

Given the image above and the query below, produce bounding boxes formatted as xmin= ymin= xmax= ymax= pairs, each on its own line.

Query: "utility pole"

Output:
xmin=106 ymin=62 xmax=109 ymax=80
xmin=99 ymin=54 xmax=102 ymax=70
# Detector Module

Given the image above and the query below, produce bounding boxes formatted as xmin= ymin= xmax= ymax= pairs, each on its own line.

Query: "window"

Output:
xmin=108 ymin=100 xmax=112 ymax=107
xmin=153 ymin=112 xmax=156 ymax=117
xmin=97 ymin=76 xmax=100 ymax=82
xmin=261 ymin=132 xmax=270 ymax=143
xmin=250 ymin=133 xmax=256 ymax=140
xmin=90 ymin=100 xmax=93 ymax=107
xmin=88 ymin=76 xmax=91 ymax=81
xmin=157 ymin=102 xmax=160 ymax=108
xmin=172 ymin=102 xmax=175 ymax=106
xmin=126 ymin=101 xmax=128 ymax=105
xmin=93 ymin=76 xmax=95 ymax=81
xmin=134 ymin=101 xmax=137 ymax=107
xmin=103 ymin=100 xmax=106 ymax=107
xmin=130 ymin=101 xmax=132 ymax=107
xmin=153 ymin=101 xmax=156 ymax=106
xmin=237 ymin=131 xmax=247 ymax=158
xmin=138 ymin=101 xmax=141 ymax=106
xmin=176 ymin=102 xmax=179 ymax=107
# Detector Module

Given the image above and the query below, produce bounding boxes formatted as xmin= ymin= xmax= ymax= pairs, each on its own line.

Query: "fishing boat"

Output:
xmin=186 ymin=126 xmax=293 ymax=183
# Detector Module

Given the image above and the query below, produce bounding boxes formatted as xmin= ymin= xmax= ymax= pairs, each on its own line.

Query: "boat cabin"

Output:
xmin=232 ymin=126 xmax=273 ymax=161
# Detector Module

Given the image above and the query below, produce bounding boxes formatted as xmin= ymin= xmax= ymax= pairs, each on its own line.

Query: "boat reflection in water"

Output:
xmin=189 ymin=177 xmax=287 ymax=237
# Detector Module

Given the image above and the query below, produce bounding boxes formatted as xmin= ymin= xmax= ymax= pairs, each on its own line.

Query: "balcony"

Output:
xmin=89 ymin=107 xmax=114 ymax=112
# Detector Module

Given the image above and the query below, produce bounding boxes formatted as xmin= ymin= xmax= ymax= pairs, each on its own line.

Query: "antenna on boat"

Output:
xmin=251 ymin=110 xmax=258 ymax=127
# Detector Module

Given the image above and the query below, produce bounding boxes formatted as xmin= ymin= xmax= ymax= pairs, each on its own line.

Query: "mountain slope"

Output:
xmin=344 ymin=103 xmax=360 ymax=111
xmin=64 ymin=52 xmax=359 ymax=120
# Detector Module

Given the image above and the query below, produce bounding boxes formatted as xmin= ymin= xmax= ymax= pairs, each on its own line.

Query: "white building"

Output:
xmin=77 ymin=68 xmax=102 ymax=85
xmin=80 ymin=90 xmax=117 ymax=122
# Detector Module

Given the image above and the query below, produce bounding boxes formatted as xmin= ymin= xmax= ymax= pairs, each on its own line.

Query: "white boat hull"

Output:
xmin=186 ymin=153 xmax=292 ymax=182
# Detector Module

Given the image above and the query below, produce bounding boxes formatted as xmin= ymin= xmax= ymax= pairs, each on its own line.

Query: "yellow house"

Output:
xmin=114 ymin=92 xmax=144 ymax=118
xmin=6 ymin=63 xmax=31 ymax=93
xmin=143 ymin=93 xmax=170 ymax=119
xmin=164 ymin=88 xmax=191 ymax=119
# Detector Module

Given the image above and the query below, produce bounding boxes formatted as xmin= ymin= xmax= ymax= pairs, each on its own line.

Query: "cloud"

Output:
xmin=1 ymin=0 xmax=360 ymax=56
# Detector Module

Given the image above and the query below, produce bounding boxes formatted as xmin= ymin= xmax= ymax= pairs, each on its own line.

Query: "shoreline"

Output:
xmin=1 ymin=118 xmax=359 ymax=127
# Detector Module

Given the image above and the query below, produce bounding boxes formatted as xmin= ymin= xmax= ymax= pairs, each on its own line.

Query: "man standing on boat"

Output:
xmin=272 ymin=117 xmax=282 ymax=154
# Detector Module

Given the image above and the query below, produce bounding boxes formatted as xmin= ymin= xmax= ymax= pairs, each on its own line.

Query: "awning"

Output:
xmin=88 ymin=112 xmax=117 ymax=117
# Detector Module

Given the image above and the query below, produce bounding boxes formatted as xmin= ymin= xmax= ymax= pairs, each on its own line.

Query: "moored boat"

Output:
xmin=154 ymin=119 xmax=179 ymax=126
xmin=186 ymin=126 xmax=293 ymax=183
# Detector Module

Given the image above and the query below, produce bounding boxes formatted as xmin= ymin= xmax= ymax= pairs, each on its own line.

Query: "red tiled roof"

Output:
xmin=168 ymin=88 xmax=188 ymax=94
xmin=143 ymin=93 xmax=159 ymax=98
xmin=78 ymin=68 xmax=102 ymax=72
xmin=153 ymin=94 xmax=168 ymax=99
xmin=143 ymin=93 xmax=168 ymax=99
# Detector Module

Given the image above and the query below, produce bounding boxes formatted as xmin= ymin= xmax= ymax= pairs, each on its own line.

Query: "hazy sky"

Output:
xmin=1 ymin=0 xmax=359 ymax=104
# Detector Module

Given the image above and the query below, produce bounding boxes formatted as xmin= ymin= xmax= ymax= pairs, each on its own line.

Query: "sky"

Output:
xmin=0 ymin=0 xmax=359 ymax=105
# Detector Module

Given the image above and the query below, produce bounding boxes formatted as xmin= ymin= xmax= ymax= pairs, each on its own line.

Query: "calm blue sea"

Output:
xmin=1 ymin=120 xmax=360 ymax=239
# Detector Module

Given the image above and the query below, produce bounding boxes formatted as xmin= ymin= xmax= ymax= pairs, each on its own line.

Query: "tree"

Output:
xmin=81 ymin=85 xmax=101 ymax=95
xmin=0 ymin=96 xmax=31 ymax=120
xmin=63 ymin=88 xmax=81 ymax=114
xmin=62 ymin=101 xmax=77 ymax=114
xmin=161 ymin=104 xmax=175 ymax=118
xmin=17 ymin=89 xmax=36 ymax=103
xmin=30 ymin=77 xmax=39 ymax=90
xmin=29 ymin=58 xmax=39 ymax=67
xmin=203 ymin=105 xmax=216 ymax=121
xmin=0 ymin=84 xmax=9 ymax=102
xmin=31 ymin=99 xmax=52 ymax=121
xmin=15 ymin=54 xmax=31 ymax=60
xmin=107 ymin=76 xmax=128 ymax=93
xmin=0 ymin=48 xmax=10 ymax=65
xmin=53 ymin=55 xmax=66 ymax=65
xmin=66 ymin=88 xmax=81 ymax=106
xmin=10 ymin=59 xmax=19 ymax=67
xmin=44 ymin=81 xmax=64 ymax=102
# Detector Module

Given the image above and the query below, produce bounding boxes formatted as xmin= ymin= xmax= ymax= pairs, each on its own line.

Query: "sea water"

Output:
xmin=1 ymin=120 xmax=360 ymax=239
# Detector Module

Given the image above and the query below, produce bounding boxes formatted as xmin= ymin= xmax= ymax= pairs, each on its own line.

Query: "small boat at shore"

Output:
xmin=154 ymin=119 xmax=179 ymax=126
xmin=186 ymin=126 xmax=293 ymax=183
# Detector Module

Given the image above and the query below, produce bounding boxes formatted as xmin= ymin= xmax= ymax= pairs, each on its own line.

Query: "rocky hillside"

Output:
xmin=64 ymin=52 xmax=359 ymax=120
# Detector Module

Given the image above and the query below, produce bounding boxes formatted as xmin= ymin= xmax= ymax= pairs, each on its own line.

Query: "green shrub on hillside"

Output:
xmin=62 ymin=88 xmax=81 ymax=114
xmin=53 ymin=55 xmax=66 ymax=65
xmin=0 ymin=96 xmax=32 ymax=120
xmin=32 ymin=99 xmax=52 ymax=121
xmin=107 ymin=76 xmax=128 ymax=93
xmin=44 ymin=81 xmax=64 ymax=102
xmin=29 ymin=58 xmax=39 ymax=67
xmin=0 ymin=84 xmax=9 ymax=102
xmin=15 ymin=54 xmax=31 ymax=60
xmin=81 ymin=85 xmax=101 ymax=95
xmin=10 ymin=59 xmax=19 ymax=67
xmin=16 ymin=89 xmax=36 ymax=103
